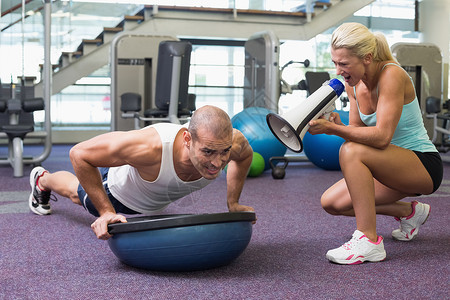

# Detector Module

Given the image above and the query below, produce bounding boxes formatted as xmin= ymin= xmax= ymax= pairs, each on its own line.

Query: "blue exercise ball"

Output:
xmin=231 ymin=107 xmax=287 ymax=170
xmin=107 ymin=212 xmax=256 ymax=271
xmin=303 ymin=110 xmax=349 ymax=171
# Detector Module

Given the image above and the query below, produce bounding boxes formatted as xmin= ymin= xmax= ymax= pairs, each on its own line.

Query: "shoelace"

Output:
xmin=48 ymin=193 xmax=58 ymax=203
xmin=342 ymin=236 xmax=359 ymax=250
xmin=35 ymin=187 xmax=58 ymax=204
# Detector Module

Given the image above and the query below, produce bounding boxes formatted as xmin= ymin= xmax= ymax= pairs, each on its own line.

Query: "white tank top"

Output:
xmin=107 ymin=123 xmax=213 ymax=213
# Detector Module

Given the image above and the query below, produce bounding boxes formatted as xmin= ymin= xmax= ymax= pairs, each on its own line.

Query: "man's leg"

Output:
xmin=29 ymin=167 xmax=81 ymax=215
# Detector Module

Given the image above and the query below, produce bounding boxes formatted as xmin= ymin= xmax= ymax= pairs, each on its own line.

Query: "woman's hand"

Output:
xmin=308 ymin=112 xmax=342 ymax=135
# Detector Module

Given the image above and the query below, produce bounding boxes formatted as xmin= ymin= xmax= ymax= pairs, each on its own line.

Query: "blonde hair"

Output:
xmin=331 ymin=22 xmax=396 ymax=62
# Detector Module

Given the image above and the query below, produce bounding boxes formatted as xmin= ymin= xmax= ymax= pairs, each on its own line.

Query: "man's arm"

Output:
xmin=226 ymin=129 xmax=254 ymax=213
xmin=69 ymin=128 xmax=161 ymax=239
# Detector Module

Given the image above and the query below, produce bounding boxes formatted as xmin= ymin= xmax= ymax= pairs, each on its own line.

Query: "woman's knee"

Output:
xmin=339 ymin=141 xmax=377 ymax=171
xmin=339 ymin=141 xmax=364 ymax=161
xmin=320 ymin=183 xmax=353 ymax=215
xmin=321 ymin=191 xmax=346 ymax=215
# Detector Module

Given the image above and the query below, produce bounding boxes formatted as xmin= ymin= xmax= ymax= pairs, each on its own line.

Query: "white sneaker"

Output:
xmin=326 ymin=230 xmax=386 ymax=265
xmin=29 ymin=166 xmax=54 ymax=215
xmin=392 ymin=201 xmax=430 ymax=241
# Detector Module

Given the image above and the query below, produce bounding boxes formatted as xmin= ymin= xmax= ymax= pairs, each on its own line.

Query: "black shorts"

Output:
xmin=77 ymin=167 xmax=140 ymax=217
xmin=413 ymin=151 xmax=443 ymax=193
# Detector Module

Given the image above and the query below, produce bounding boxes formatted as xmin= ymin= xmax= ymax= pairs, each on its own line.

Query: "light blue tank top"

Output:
xmin=354 ymin=63 xmax=437 ymax=153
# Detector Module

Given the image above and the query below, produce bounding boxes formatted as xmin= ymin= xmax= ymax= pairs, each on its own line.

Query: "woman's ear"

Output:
xmin=363 ymin=53 xmax=373 ymax=65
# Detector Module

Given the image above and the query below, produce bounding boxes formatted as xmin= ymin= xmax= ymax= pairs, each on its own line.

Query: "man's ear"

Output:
xmin=183 ymin=130 xmax=192 ymax=148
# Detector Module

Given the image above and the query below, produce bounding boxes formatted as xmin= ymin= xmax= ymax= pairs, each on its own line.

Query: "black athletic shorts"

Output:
xmin=77 ymin=167 xmax=140 ymax=217
xmin=413 ymin=151 xmax=443 ymax=193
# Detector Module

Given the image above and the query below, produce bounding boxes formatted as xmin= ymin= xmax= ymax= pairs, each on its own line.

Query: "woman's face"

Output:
xmin=331 ymin=47 xmax=366 ymax=87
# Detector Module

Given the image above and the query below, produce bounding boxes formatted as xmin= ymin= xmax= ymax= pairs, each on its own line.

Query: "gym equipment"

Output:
xmin=0 ymin=0 xmax=52 ymax=177
xmin=391 ymin=43 xmax=442 ymax=138
xmin=118 ymin=40 xmax=194 ymax=129
xmin=280 ymin=59 xmax=310 ymax=95
xmin=268 ymin=71 xmax=339 ymax=179
xmin=244 ymin=31 xmax=280 ymax=112
xmin=391 ymin=42 xmax=449 ymax=161
xmin=269 ymin=157 xmax=288 ymax=179
xmin=231 ymin=107 xmax=287 ymax=171
xmin=303 ymin=110 xmax=349 ymax=170
xmin=0 ymin=83 xmax=45 ymax=177
xmin=107 ymin=212 xmax=256 ymax=271
xmin=266 ymin=78 xmax=344 ymax=153
xmin=425 ymin=96 xmax=450 ymax=151
xmin=248 ymin=152 xmax=265 ymax=177
xmin=110 ymin=34 xmax=184 ymax=131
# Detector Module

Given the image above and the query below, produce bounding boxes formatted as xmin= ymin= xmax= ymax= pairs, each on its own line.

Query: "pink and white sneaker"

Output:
xmin=326 ymin=230 xmax=386 ymax=265
xmin=392 ymin=201 xmax=430 ymax=241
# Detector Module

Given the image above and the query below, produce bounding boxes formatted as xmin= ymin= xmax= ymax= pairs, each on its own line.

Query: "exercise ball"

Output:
xmin=232 ymin=107 xmax=287 ymax=170
xmin=107 ymin=212 xmax=256 ymax=271
xmin=248 ymin=152 xmax=265 ymax=177
xmin=303 ymin=110 xmax=349 ymax=171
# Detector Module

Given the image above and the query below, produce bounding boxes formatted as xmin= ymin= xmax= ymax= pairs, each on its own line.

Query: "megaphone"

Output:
xmin=266 ymin=78 xmax=344 ymax=153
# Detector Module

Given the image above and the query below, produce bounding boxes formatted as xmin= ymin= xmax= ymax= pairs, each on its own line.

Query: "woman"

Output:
xmin=308 ymin=23 xmax=443 ymax=264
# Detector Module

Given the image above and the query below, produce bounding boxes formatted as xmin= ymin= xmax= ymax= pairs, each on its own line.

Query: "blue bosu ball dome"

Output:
xmin=107 ymin=212 xmax=256 ymax=271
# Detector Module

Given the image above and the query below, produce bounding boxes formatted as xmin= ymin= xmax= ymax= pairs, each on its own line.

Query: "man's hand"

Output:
xmin=229 ymin=203 xmax=254 ymax=212
xmin=91 ymin=212 xmax=127 ymax=240
xmin=228 ymin=203 xmax=256 ymax=223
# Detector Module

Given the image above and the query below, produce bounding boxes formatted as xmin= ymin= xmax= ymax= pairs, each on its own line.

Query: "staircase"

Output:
xmin=26 ymin=1 xmax=375 ymax=97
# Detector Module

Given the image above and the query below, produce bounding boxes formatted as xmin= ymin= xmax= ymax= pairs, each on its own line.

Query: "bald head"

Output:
xmin=188 ymin=105 xmax=233 ymax=141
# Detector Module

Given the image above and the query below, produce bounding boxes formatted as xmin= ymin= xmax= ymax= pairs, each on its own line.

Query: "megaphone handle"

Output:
xmin=323 ymin=103 xmax=336 ymax=120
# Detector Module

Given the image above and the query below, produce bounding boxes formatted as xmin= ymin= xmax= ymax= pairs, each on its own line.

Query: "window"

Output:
xmin=189 ymin=45 xmax=245 ymax=117
xmin=2 ymin=0 xmax=442 ymax=133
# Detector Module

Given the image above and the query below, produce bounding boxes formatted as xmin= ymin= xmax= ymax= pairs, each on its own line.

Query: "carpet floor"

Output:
xmin=0 ymin=144 xmax=449 ymax=299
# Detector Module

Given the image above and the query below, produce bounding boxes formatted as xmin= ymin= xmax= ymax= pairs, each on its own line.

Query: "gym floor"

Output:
xmin=0 ymin=145 xmax=449 ymax=299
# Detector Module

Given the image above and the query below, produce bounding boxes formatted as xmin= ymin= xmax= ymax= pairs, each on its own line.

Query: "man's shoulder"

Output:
xmin=139 ymin=123 xmax=187 ymax=148
xmin=230 ymin=129 xmax=251 ymax=161
xmin=232 ymin=128 xmax=247 ymax=144
xmin=144 ymin=123 xmax=184 ymax=130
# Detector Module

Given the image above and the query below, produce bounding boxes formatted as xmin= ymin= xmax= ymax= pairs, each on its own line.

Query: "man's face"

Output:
xmin=186 ymin=128 xmax=233 ymax=180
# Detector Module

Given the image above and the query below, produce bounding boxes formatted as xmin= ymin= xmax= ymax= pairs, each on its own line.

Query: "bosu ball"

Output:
xmin=107 ymin=212 xmax=256 ymax=271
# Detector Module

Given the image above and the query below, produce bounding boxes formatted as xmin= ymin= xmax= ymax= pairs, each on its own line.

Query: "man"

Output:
xmin=29 ymin=105 xmax=255 ymax=240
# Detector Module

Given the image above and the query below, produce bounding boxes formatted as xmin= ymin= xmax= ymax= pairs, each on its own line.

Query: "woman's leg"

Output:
xmin=326 ymin=141 xmax=433 ymax=242
xmin=321 ymin=178 xmax=414 ymax=218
